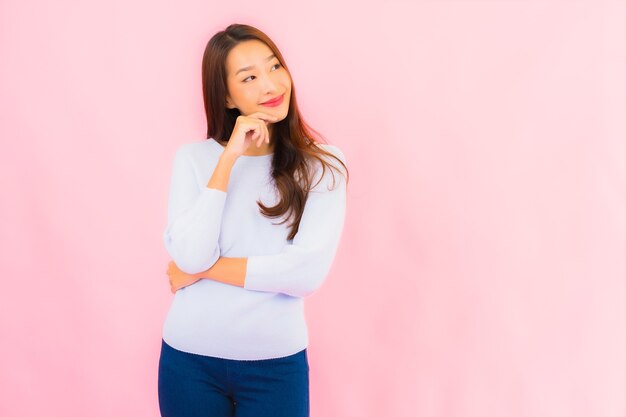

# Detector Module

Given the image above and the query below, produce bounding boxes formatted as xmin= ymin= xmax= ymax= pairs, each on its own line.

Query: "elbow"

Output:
xmin=291 ymin=249 xmax=339 ymax=297
xmin=177 ymin=250 xmax=220 ymax=274
xmin=164 ymin=233 xmax=220 ymax=274
xmin=289 ymin=265 xmax=330 ymax=298
xmin=178 ymin=252 xmax=220 ymax=274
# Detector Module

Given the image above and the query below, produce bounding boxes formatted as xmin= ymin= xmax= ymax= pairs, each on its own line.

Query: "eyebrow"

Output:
xmin=235 ymin=54 xmax=277 ymax=76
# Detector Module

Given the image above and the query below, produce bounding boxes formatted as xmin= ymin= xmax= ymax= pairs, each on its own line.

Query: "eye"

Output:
xmin=242 ymin=63 xmax=282 ymax=82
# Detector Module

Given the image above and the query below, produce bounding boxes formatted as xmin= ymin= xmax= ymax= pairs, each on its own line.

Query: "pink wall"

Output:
xmin=0 ymin=1 xmax=623 ymax=416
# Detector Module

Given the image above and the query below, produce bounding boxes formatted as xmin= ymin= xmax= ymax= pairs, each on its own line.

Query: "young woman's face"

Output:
xmin=225 ymin=40 xmax=291 ymax=122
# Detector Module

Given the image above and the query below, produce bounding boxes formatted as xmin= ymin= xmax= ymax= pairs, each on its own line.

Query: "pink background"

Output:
xmin=1 ymin=1 xmax=624 ymax=416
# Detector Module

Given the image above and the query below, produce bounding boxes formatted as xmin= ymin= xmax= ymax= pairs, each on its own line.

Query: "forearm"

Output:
xmin=193 ymin=256 xmax=247 ymax=288
xmin=207 ymin=151 xmax=237 ymax=191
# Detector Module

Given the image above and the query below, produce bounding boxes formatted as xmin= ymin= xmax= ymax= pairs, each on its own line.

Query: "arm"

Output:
xmin=170 ymin=146 xmax=347 ymax=296
xmin=163 ymin=145 xmax=237 ymax=274
xmin=242 ymin=146 xmax=348 ymax=298
xmin=183 ymin=256 xmax=247 ymax=288
xmin=167 ymin=256 xmax=246 ymax=292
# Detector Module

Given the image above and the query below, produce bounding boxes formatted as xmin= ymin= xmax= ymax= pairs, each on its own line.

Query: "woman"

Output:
xmin=158 ymin=23 xmax=349 ymax=417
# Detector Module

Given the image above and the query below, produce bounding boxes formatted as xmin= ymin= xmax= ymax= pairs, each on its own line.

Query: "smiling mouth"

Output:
xmin=260 ymin=94 xmax=284 ymax=105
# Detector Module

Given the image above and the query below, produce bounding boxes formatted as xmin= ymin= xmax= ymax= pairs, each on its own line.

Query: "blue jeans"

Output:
xmin=158 ymin=339 xmax=310 ymax=417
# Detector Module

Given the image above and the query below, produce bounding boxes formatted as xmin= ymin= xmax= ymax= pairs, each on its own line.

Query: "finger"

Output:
xmin=255 ymin=123 xmax=263 ymax=147
xmin=256 ymin=122 xmax=264 ymax=147
xmin=253 ymin=126 xmax=261 ymax=141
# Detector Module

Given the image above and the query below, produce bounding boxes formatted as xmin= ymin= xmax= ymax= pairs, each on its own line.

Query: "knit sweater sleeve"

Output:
xmin=243 ymin=146 xmax=347 ymax=298
xmin=163 ymin=145 xmax=227 ymax=274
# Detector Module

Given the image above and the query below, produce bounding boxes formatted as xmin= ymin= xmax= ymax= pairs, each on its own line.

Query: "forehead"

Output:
xmin=226 ymin=40 xmax=274 ymax=75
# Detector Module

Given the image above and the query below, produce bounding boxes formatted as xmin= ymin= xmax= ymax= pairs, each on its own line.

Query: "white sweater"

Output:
xmin=161 ymin=138 xmax=347 ymax=360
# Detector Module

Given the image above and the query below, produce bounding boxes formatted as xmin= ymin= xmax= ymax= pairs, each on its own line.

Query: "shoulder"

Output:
xmin=173 ymin=140 xmax=215 ymax=158
xmin=308 ymin=142 xmax=348 ymax=192
xmin=170 ymin=139 xmax=221 ymax=167
xmin=310 ymin=143 xmax=348 ymax=176
xmin=315 ymin=143 xmax=347 ymax=165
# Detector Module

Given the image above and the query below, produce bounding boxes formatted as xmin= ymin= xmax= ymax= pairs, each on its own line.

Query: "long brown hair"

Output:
xmin=201 ymin=23 xmax=349 ymax=240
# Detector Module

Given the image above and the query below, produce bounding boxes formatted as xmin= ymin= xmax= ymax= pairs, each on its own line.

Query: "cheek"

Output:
xmin=244 ymin=90 xmax=258 ymax=102
xmin=231 ymin=86 xmax=252 ymax=102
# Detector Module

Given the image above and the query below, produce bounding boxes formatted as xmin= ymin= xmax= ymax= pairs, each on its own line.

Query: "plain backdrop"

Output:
xmin=0 ymin=0 xmax=624 ymax=416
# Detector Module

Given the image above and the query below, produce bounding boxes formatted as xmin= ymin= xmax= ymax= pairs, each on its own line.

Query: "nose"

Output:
xmin=259 ymin=72 xmax=278 ymax=93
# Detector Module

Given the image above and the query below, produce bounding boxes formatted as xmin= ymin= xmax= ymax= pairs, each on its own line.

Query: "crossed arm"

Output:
xmin=167 ymin=256 xmax=246 ymax=293
xmin=163 ymin=143 xmax=347 ymax=298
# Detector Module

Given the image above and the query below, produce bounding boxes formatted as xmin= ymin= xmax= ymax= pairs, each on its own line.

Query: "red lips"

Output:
xmin=260 ymin=94 xmax=284 ymax=106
